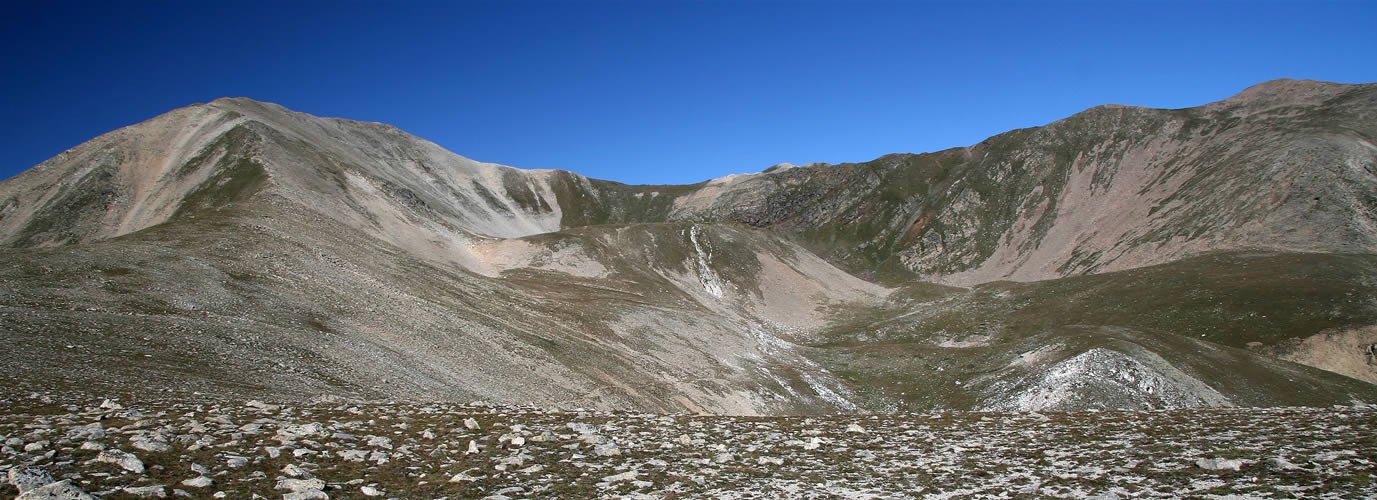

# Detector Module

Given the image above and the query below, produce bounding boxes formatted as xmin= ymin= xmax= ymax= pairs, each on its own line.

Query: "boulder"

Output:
xmin=8 ymin=467 xmax=55 ymax=493
xmin=15 ymin=480 xmax=95 ymax=500
xmin=96 ymin=449 xmax=145 ymax=473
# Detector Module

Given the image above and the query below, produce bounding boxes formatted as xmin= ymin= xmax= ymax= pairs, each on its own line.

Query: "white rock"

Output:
xmin=282 ymin=464 xmax=312 ymax=478
xmin=602 ymin=471 xmax=637 ymax=482
xmin=846 ymin=423 xmax=866 ymax=433
xmin=449 ymin=471 xmax=481 ymax=482
xmin=464 ymin=417 xmax=480 ymax=430
xmin=499 ymin=453 xmax=528 ymax=468
xmin=1268 ymin=456 xmax=1302 ymax=471
xmin=528 ymin=429 xmax=556 ymax=443
xmin=282 ymin=490 xmax=328 ymax=500
xmin=181 ymin=477 xmax=213 ymax=488
xmin=65 ymin=423 xmax=105 ymax=441
xmin=276 ymin=478 xmax=326 ymax=492
xmin=8 ymin=467 xmax=55 ymax=493
xmin=366 ymin=436 xmax=392 ymax=449
xmin=465 ymin=440 xmax=480 ymax=455
xmin=277 ymin=423 xmax=327 ymax=439
xmin=246 ymin=400 xmax=281 ymax=411
xmin=1196 ymin=457 xmax=1246 ymax=471
xmin=359 ymin=486 xmax=384 ymax=497
xmin=96 ymin=449 xmax=145 ymax=473
xmin=15 ymin=479 xmax=95 ymax=500
xmin=132 ymin=437 xmax=171 ymax=453
xmin=567 ymin=422 xmax=598 ymax=435
xmin=122 ymin=485 xmax=167 ymax=498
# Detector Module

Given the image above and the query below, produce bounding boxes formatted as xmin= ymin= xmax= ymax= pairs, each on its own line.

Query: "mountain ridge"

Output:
xmin=1 ymin=79 xmax=1375 ymax=414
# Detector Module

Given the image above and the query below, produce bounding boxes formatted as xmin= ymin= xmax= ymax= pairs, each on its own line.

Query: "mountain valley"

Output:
xmin=2 ymin=79 xmax=1376 ymax=416
xmin=5 ymin=78 xmax=1377 ymax=499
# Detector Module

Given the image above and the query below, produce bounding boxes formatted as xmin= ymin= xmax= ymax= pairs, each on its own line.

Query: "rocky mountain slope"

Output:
xmin=1 ymin=79 xmax=1375 ymax=414
xmin=629 ymin=79 xmax=1377 ymax=286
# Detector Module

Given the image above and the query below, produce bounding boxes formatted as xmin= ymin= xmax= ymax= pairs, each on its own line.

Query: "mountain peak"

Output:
xmin=200 ymin=96 xmax=295 ymax=117
xmin=1219 ymin=78 xmax=1359 ymax=108
xmin=208 ymin=96 xmax=264 ymax=105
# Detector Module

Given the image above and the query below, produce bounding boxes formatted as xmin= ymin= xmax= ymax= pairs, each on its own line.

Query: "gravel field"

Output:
xmin=3 ymin=392 xmax=1374 ymax=499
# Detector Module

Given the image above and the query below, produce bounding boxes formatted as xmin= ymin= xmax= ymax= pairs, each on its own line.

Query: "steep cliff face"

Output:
xmin=2 ymin=80 xmax=1375 ymax=413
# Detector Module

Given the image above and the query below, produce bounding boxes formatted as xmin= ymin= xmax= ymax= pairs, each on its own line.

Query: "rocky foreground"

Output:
xmin=1 ymin=392 xmax=1375 ymax=499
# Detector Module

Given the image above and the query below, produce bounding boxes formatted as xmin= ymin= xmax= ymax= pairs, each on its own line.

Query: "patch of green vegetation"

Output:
xmin=99 ymin=267 xmax=134 ymax=276
xmin=754 ymin=124 xmax=1095 ymax=284
xmin=500 ymin=170 xmax=552 ymax=213
xmin=847 ymin=252 xmax=1377 ymax=349
xmin=468 ymin=179 xmax=514 ymax=215
xmin=172 ymin=123 xmax=257 ymax=179
xmin=806 ymin=342 xmax=987 ymax=412
xmin=805 ymin=251 xmax=1377 ymax=410
xmin=306 ymin=317 xmax=334 ymax=334
xmin=171 ymin=157 xmax=268 ymax=220
xmin=545 ymin=171 xmax=703 ymax=227
xmin=991 ymin=252 xmax=1377 ymax=347
xmin=379 ymin=180 xmax=429 ymax=212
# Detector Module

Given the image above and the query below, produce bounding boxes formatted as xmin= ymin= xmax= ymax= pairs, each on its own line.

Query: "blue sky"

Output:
xmin=3 ymin=1 xmax=1376 ymax=185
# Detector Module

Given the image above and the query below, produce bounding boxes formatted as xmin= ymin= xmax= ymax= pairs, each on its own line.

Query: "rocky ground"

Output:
xmin=2 ymin=392 xmax=1375 ymax=499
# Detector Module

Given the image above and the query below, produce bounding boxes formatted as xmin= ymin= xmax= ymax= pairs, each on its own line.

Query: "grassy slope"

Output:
xmin=807 ymin=251 xmax=1377 ymax=411
xmin=554 ymin=83 xmax=1377 ymax=287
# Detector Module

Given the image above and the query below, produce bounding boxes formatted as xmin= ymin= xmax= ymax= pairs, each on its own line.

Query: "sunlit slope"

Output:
xmin=809 ymin=251 xmax=1377 ymax=411
xmin=1 ymin=79 xmax=1374 ymax=413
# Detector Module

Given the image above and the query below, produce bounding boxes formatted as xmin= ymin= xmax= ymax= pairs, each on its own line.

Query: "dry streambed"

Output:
xmin=2 ymin=392 xmax=1374 ymax=499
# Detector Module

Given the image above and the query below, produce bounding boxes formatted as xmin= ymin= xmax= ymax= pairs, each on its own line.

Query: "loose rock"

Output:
xmin=8 ymin=467 xmax=55 ymax=493
xmin=121 ymin=485 xmax=167 ymax=498
xmin=95 ymin=449 xmax=145 ymax=473
xmin=15 ymin=479 xmax=95 ymax=500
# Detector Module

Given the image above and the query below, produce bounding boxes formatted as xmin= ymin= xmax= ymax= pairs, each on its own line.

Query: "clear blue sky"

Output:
xmin=3 ymin=1 xmax=1375 ymax=185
